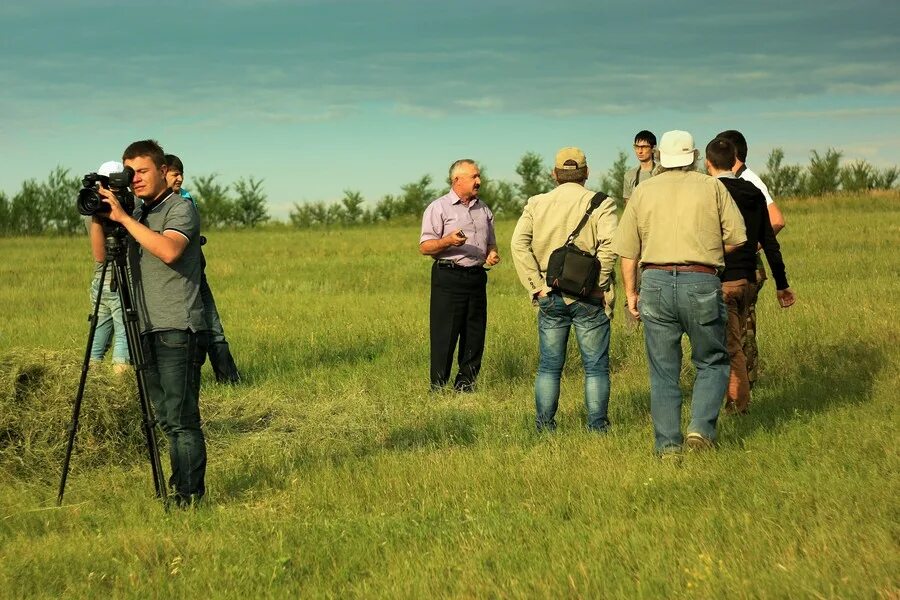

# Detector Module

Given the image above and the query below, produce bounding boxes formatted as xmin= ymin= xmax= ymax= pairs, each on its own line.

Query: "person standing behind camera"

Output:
xmin=85 ymin=160 xmax=132 ymax=374
xmin=165 ymin=154 xmax=241 ymax=384
xmin=89 ymin=139 xmax=208 ymax=507
xmin=419 ymin=159 xmax=500 ymax=392
xmin=510 ymin=147 xmax=618 ymax=433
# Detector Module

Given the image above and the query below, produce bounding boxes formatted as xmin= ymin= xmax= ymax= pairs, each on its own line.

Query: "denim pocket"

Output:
xmin=638 ymin=286 xmax=662 ymax=320
xmin=158 ymin=329 xmax=190 ymax=349
xmin=688 ymin=289 xmax=722 ymax=325
xmin=537 ymin=294 xmax=555 ymax=313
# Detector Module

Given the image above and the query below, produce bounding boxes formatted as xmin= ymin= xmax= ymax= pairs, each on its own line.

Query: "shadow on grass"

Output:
xmin=728 ymin=340 xmax=885 ymax=440
xmin=382 ymin=409 xmax=479 ymax=451
xmin=232 ymin=338 xmax=391 ymax=382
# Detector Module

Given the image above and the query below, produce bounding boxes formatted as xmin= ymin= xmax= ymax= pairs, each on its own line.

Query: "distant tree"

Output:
xmin=874 ymin=167 xmax=899 ymax=189
xmin=806 ymin=149 xmax=842 ymax=196
xmin=288 ymin=202 xmax=314 ymax=228
xmin=232 ymin=176 xmax=269 ymax=227
xmin=398 ymin=175 xmax=437 ymax=216
xmin=599 ymin=150 xmax=629 ymax=201
xmin=10 ymin=180 xmax=44 ymax=235
xmin=193 ymin=174 xmax=234 ymax=228
xmin=41 ymin=167 xmax=82 ymax=234
xmin=340 ymin=190 xmax=365 ymax=224
xmin=483 ymin=179 xmax=520 ymax=216
xmin=515 ymin=152 xmax=553 ymax=200
xmin=761 ymin=148 xmax=807 ymax=198
xmin=840 ymin=160 xmax=876 ymax=193
xmin=0 ymin=191 xmax=9 ymax=234
xmin=374 ymin=194 xmax=399 ymax=221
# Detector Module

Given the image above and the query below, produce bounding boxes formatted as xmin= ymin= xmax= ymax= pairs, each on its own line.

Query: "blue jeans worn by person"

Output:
xmin=142 ymin=329 xmax=208 ymax=502
xmin=638 ymin=269 xmax=730 ymax=453
xmin=89 ymin=272 xmax=130 ymax=364
xmin=535 ymin=293 xmax=611 ymax=432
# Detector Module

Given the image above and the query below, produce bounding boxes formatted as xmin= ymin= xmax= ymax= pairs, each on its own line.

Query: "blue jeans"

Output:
xmin=142 ymin=329 xmax=208 ymax=499
xmin=89 ymin=273 xmax=130 ymax=364
xmin=638 ymin=269 xmax=729 ymax=453
xmin=535 ymin=294 xmax=611 ymax=432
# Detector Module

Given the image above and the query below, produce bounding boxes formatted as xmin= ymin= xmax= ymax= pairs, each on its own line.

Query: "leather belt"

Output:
xmin=435 ymin=259 xmax=483 ymax=271
xmin=642 ymin=263 xmax=718 ymax=275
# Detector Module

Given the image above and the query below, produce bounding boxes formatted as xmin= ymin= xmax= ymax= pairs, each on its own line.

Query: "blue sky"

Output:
xmin=2 ymin=0 xmax=898 ymax=217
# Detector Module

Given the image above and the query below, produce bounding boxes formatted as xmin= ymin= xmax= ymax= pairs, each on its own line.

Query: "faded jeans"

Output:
xmin=639 ymin=269 xmax=729 ymax=452
xmin=535 ymin=294 xmax=611 ymax=432
xmin=89 ymin=272 xmax=130 ymax=364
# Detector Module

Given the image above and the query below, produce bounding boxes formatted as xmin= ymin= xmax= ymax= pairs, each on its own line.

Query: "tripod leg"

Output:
xmin=58 ymin=261 xmax=110 ymax=506
xmin=112 ymin=255 xmax=169 ymax=508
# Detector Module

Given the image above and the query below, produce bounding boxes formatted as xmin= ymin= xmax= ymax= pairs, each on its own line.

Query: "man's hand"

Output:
xmin=777 ymin=288 xmax=796 ymax=308
xmin=447 ymin=229 xmax=467 ymax=247
xmin=485 ymin=248 xmax=500 ymax=266
xmin=626 ymin=292 xmax=640 ymax=320
xmin=97 ymin=186 xmax=130 ymax=224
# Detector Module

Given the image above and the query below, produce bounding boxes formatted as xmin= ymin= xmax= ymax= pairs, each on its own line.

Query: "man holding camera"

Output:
xmin=89 ymin=139 xmax=208 ymax=506
xmin=510 ymin=147 xmax=618 ymax=432
xmin=419 ymin=159 xmax=500 ymax=392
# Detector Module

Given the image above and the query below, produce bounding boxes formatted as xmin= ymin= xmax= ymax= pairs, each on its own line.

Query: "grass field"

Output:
xmin=1 ymin=194 xmax=898 ymax=598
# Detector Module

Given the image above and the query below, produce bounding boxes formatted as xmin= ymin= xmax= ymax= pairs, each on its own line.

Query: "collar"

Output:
xmin=140 ymin=188 xmax=175 ymax=212
xmin=449 ymin=188 xmax=478 ymax=206
xmin=716 ymin=172 xmax=737 ymax=179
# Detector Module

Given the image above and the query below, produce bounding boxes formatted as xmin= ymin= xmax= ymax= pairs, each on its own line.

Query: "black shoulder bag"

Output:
xmin=545 ymin=191 xmax=608 ymax=297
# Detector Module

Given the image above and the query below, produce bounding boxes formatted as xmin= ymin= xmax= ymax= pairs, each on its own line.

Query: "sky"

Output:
xmin=2 ymin=0 xmax=898 ymax=218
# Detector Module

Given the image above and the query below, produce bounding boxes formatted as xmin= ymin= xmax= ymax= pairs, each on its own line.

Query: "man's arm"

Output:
xmin=485 ymin=208 xmax=500 ymax=266
xmin=419 ymin=231 xmax=466 ymax=255
xmin=89 ymin=219 xmax=106 ymax=261
xmin=510 ymin=204 xmax=550 ymax=298
xmin=594 ymin=197 xmax=619 ymax=290
xmin=620 ymin=257 xmax=640 ymax=319
xmin=767 ymin=202 xmax=785 ymax=235
xmin=99 ymin=187 xmax=189 ymax=264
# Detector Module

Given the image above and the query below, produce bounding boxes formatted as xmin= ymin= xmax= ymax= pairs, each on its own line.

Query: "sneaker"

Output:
xmin=685 ymin=432 xmax=715 ymax=451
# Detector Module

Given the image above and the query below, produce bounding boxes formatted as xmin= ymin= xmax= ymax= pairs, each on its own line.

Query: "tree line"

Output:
xmin=0 ymin=148 xmax=896 ymax=235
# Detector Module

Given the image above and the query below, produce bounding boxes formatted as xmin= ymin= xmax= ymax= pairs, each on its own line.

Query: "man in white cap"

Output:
xmin=510 ymin=147 xmax=618 ymax=432
xmin=612 ymin=130 xmax=747 ymax=456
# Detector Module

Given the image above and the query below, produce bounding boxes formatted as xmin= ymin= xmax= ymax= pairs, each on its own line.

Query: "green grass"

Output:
xmin=1 ymin=194 xmax=898 ymax=598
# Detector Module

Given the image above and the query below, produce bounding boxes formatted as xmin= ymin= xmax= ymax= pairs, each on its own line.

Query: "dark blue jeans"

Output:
xmin=639 ymin=269 xmax=729 ymax=453
xmin=142 ymin=329 xmax=208 ymax=499
xmin=534 ymin=294 xmax=611 ymax=432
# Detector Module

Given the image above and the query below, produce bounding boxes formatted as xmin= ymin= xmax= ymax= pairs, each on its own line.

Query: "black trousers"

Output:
xmin=429 ymin=262 xmax=487 ymax=388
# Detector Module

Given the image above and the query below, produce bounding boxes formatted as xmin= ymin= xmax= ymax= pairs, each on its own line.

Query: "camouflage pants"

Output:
xmin=743 ymin=255 xmax=767 ymax=388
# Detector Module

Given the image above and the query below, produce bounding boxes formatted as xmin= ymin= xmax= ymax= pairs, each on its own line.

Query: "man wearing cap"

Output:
xmin=716 ymin=130 xmax=786 ymax=390
xmin=510 ymin=148 xmax=618 ymax=432
xmin=612 ymin=130 xmax=746 ymax=454
xmin=419 ymin=159 xmax=500 ymax=392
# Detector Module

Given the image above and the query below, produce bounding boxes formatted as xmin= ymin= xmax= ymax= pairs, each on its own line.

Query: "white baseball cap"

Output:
xmin=97 ymin=161 xmax=124 ymax=177
xmin=658 ymin=130 xmax=697 ymax=168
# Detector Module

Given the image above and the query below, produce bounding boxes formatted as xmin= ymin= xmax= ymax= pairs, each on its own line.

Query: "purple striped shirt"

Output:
xmin=420 ymin=190 xmax=496 ymax=267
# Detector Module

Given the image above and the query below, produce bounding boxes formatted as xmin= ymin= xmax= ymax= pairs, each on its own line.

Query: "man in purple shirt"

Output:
xmin=419 ymin=159 xmax=501 ymax=392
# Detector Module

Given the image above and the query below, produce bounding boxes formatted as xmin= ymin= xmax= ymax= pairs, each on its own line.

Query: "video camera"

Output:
xmin=77 ymin=167 xmax=136 ymax=218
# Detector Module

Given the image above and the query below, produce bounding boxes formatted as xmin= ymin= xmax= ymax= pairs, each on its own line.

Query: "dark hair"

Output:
xmin=634 ymin=130 xmax=657 ymax=147
xmin=706 ymin=138 xmax=738 ymax=171
xmin=123 ymin=139 xmax=166 ymax=168
xmin=554 ymin=163 xmax=588 ymax=184
xmin=164 ymin=154 xmax=184 ymax=173
xmin=715 ymin=130 xmax=748 ymax=162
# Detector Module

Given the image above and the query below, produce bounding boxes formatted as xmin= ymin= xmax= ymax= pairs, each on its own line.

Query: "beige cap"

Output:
xmin=659 ymin=130 xmax=697 ymax=168
xmin=555 ymin=147 xmax=587 ymax=170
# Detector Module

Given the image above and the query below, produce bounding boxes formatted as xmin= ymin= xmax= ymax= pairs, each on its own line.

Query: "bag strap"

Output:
xmin=564 ymin=191 xmax=608 ymax=246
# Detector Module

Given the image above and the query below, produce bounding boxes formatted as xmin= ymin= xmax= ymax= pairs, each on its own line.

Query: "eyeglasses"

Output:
xmin=633 ymin=144 xmax=653 ymax=150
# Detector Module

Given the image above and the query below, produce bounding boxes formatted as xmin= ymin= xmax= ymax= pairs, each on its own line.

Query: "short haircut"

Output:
xmin=449 ymin=159 xmax=477 ymax=182
xmin=634 ymin=130 xmax=657 ymax=147
xmin=706 ymin=138 xmax=738 ymax=171
xmin=123 ymin=139 xmax=166 ymax=169
xmin=716 ymin=130 xmax=748 ymax=162
xmin=555 ymin=163 xmax=588 ymax=184
xmin=164 ymin=154 xmax=185 ymax=173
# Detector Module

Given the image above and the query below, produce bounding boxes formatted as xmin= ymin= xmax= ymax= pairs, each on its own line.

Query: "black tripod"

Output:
xmin=57 ymin=225 xmax=169 ymax=508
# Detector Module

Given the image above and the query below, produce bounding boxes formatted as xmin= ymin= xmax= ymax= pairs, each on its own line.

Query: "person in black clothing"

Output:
xmin=705 ymin=138 xmax=796 ymax=413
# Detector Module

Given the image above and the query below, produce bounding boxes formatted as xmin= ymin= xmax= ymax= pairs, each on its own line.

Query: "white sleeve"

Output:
xmin=740 ymin=168 xmax=774 ymax=205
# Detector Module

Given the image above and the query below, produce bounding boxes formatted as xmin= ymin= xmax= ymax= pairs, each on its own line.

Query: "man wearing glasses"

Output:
xmin=620 ymin=130 xmax=658 ymax=331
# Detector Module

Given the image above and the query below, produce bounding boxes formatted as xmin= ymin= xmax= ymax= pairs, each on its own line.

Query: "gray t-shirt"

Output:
xmin=622 ymin=164 xmax=656 ymax=201
xmin=128 ymin=191 xmax=206 ymax=334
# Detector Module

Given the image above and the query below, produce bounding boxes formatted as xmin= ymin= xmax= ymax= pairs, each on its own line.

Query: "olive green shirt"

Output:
xmin=612 ymin=170 xmax=747 ymax=268
xmin=511 ymin=183 xmax=618 ymax=301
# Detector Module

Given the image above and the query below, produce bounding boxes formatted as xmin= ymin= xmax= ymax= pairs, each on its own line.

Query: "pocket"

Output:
xmin=158 ymin=329 xmax=189 ymax=349
xmin=689 ymin=289 xmax=723 ymax=325
xmin=537 ymin=294 xmax=557 ymax=314
xmin=638 ymin=286 xmax=662 ymax=320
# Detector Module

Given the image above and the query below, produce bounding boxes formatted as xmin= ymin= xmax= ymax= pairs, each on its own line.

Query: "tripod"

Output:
xmin=57 ymin=225 xmax=169 ymax=508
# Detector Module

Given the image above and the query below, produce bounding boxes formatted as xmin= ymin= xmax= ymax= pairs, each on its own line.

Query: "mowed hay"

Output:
xmin=0 ymin=350 xmax=147 ymax=480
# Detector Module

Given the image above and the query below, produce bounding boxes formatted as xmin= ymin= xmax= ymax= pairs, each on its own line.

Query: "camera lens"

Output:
xmin=76 ymin=187 xmax=109 ymax=216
